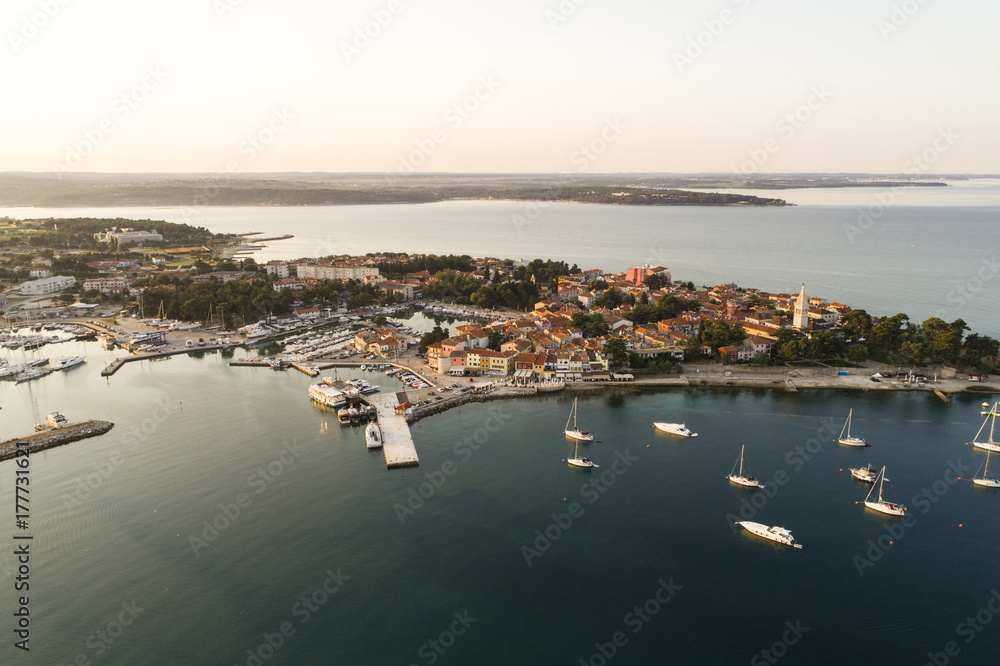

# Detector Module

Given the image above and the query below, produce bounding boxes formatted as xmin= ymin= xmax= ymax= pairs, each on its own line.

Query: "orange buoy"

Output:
xmin=959 ymin=524 xmax=963 ymax=528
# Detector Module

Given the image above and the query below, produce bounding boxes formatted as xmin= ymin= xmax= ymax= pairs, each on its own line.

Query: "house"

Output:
xmin=273 ymin=278 xmax=304 ymax=292
xmin=82 ymin=277 xmax=130 ymax=294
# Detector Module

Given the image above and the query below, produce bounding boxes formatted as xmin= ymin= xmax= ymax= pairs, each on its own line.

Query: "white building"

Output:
xmin=29 ymin=267 xmax=52 ymax=279
xmin=83 ymin=277 xmax=130 ymax=294
xmin=295 ymin=264 xmax=379 ymax=281
xmin=792 ymin=283 xmax=809 ymax=330
xmin=265 ymin=261 xmax=290 ymax=279
xmin=94 ymin=228 xmax=163 ymax=245
xmin=20 ymin=275 xmax=76 ymax=295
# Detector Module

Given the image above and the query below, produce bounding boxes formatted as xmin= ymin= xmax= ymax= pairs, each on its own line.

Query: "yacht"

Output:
xmin=45 ymin=411 xmax=69 ymax=428
xmin=653 ymin=422 xmax=698 ymax=437
xmin=860 ymin=466 xmax=906 ymax=516
xmin=727 ymin=446 xmax=763 ymax=488
xmin=57 ymin=355 xmax=86 ymax=370
xmin=849 ymin=463 xmax=880 ymax=483
xmin=736 ymin=521 xmax=803 ymax=549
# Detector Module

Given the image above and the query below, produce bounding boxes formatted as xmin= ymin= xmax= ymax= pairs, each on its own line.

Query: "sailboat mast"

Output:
xmin=991 ymin=405 xmax=997 ymax=443
xmin=739 ymin=445 xmax=745 ymax=476
xmin=877 ymin=467 xmax=886 ymax=502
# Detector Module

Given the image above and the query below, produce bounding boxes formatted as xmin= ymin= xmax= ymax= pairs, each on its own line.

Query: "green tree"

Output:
xmin=841 ymin=309 xmax=872 ymax=340
xmin=846 ymin=343 xmax=869 ymax=363
xmin=605 ymin=336 xmax=628 ymax=366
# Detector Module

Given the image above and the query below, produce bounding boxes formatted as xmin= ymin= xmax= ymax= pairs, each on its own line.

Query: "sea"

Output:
xmin=1 ymin=181 xmax=1000 ymax=664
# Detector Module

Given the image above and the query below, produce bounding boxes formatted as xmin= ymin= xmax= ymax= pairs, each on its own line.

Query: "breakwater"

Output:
xmin=0 ymin=420 xmax=115 ymax=462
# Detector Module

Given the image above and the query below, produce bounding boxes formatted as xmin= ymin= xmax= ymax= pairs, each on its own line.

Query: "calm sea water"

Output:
xmin=2 ymin=336 xmax=1000 ymax=664
xmin=3 ymin=178 xmax=999 ymax=337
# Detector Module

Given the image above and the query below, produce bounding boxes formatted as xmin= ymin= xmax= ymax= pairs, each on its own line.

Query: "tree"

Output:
xmin=751 ymin=351 xmax=770 ymax=367
xmin=605 ymin=336 xmax=628 ymax=367
xmin=846 ymin=343 xmax=869 ymax=363
xmin=373 ymin=315 xmax=388 ymax=327
xmin=841 ymin=309 xmax=872 ymax=341
xmin=780 ymin=340 xmax=802 ymax=361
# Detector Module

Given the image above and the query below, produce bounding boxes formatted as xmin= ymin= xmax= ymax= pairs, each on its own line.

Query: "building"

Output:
xmin=94 ymin=228 xmax=164 ymax=245
xmin=20 ymin=275 xmax=75 ymax=295
xmin=625 ymin=265 xmax=670 ymax=286
xmin=792 ymin=283 xmax=809 ymax=330
xmin=265 ymin=261 xmax=290 ymax=279
xmin=377 ymin=282 xmax=415 ymax=301
xmin=272 ymin=278 xmax=304 ymax=292
xmin=29 ymin=267 xmax=52 ymax=279
xmin=82 ymin=277 xmax=130 ymax=294
xmin=295 ymin=264 xmax=380 ymax=281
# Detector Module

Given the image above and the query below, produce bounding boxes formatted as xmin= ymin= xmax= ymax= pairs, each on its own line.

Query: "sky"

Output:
xmin=2 ymin=0 xmax=997 ymax=174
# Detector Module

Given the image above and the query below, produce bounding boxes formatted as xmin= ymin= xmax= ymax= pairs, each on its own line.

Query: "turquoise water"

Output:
xmin=2 ymin=343 xmax=999 ymax=664
xmin=3 ymin=179 xmax=1000 ymax=337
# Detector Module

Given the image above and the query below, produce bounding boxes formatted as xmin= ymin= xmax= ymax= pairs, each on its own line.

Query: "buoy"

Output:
xmin=839 ymin=468 xmax=842 ymax=472
xmin=889 ymin=541 xmax=893 ymax=545
xmin=563 ymin=498 xmax=567 ymax=501
xmin=958 ymin=477 xmax=962 ymax=480
xmin=959 ymin=524 xmax=963 ymax=528
xmin=647 ymin=445 xmax=650 ymax=448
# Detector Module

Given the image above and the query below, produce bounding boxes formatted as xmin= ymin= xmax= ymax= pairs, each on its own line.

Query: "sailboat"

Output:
xmin=969 ymin=402 xmax=1000 ymax=452
xmin=567 ymin=439 xmax=597 ymax=468
xmin=564 ymin=398 xmax=593 ymax=441
xmin=972 ymin=450 xmax=1000 ymax=488
xmin=859 ymin=466 xmax=905 ymax=516
xmin=727 ymin=445 xmax=764 ymax=488
xmin=837 ymin=408 xmax=868 ymax=447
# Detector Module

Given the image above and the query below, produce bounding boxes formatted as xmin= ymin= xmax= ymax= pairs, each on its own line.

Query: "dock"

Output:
xmin=934 ymin=389 xmax=951 ymax=404
xmin=291 ymin=362 xmax=319 ymax=377
xmin=372 ymin=397 xmax=419 ymax=469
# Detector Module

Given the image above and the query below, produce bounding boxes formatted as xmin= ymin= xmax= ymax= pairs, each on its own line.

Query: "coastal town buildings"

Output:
xmin=82 ymin=277 xmax=131 ymax=294
xmin=20 ymin=275 xmax=75 ymax=295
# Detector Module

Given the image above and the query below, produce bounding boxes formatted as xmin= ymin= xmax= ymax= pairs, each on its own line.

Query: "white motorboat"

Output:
xmin=57 ymin=355 xmax=85 ymax=370
xmin=567 ymin=439 xmax=597 ymax=468
xmin=653 ymin=422 xmax=698 ymax=437
xmin=849 ymin=463 xmax=880 ymax=483
xmin=736 ymin=521 xmax=803 ymax=549
xmin=860 ymin=466 xmax=906 ymax=516
xmin=727 ymin=445 xmax=763 ymax=488
xmin=970 ymin=402 xmax=1000 ymax=452
xmin=973 ymin=450 xmax=1000 ymax=488
xmin=564 ymin=398 xmax=594 ymax=441
xmin=837 ymin=408 xmax=868 ymax=447
xmin=365 ymin=422 xmax=383 ymax=449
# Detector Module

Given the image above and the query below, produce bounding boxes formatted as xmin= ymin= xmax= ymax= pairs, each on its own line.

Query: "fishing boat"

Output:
xmin=564 ymin=398 xmax=594 ymax=441
xmin=365 ymin=422 xmax=383 ymax=449
xmin=849 ymin=463 xmax=880 ymax=483
xmin=727 ymin=445 xmax=763 ymax=488
xmin=969 ymin=402 xmax=1000 ymax=452
xmin=972 ymin=450 xmax=1000 ymax=488
xmin=337 ymin=408 xmax=352 ymax=425
xmin=567 ymin=439 xmax=597 ymax=468
xmin=859 ymin=466 xmax=906 ymax=516
xmin=736 ymin=521 xmax=802 ymax=549
xmin=653 ymin=422 xmax=698 ymax=437
xmin=837 ymin=408 xmax=868 ymax=447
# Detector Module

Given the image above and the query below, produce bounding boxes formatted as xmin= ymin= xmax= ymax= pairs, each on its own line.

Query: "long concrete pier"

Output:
xmin=372 ymin=397 xmax=419 ymax=469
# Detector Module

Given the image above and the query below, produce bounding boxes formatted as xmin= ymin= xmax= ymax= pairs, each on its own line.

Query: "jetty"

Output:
xmin=372 ymin=398 xmax=419 ymax=469
xmin=0 ymin=420 xmax=115 ymax=462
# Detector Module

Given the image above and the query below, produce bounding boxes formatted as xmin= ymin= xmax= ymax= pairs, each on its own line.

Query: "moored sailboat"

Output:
xmin=837 ymin=408 xmax=868 ymax=447
xmin=564 ymin=398 xmax=593 ymax=441
xmin=969 ymin=402 xmax=1000 ymax=452
xmin=859 ymin=466 xmax=906 ymax=516
xmin=973 ymin=450 xmax=1000 ymax=488
xmin=567 ymin=439 xmax=597 ymax=468
xmin=727 ymin=445 xmax=763 ymax=488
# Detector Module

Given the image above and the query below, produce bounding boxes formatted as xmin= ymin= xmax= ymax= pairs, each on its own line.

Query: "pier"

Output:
xmin=0 ymin=420 xmax=115 ymax=461
xmin=373 ymin=397 xmax=419 ymax=469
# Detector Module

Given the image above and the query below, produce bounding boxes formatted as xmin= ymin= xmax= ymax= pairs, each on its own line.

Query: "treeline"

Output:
xmin=440 ymin=186 xmax=789 ymax=206
xmin=376 ymin=254 xmax=475 ymax=279
xmin=1 ymin=218 xmax=218 ymax=250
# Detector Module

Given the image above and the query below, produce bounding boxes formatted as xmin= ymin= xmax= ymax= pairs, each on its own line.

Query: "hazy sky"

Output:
xmin=2 ymin=0 xmax=997 ymax=174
